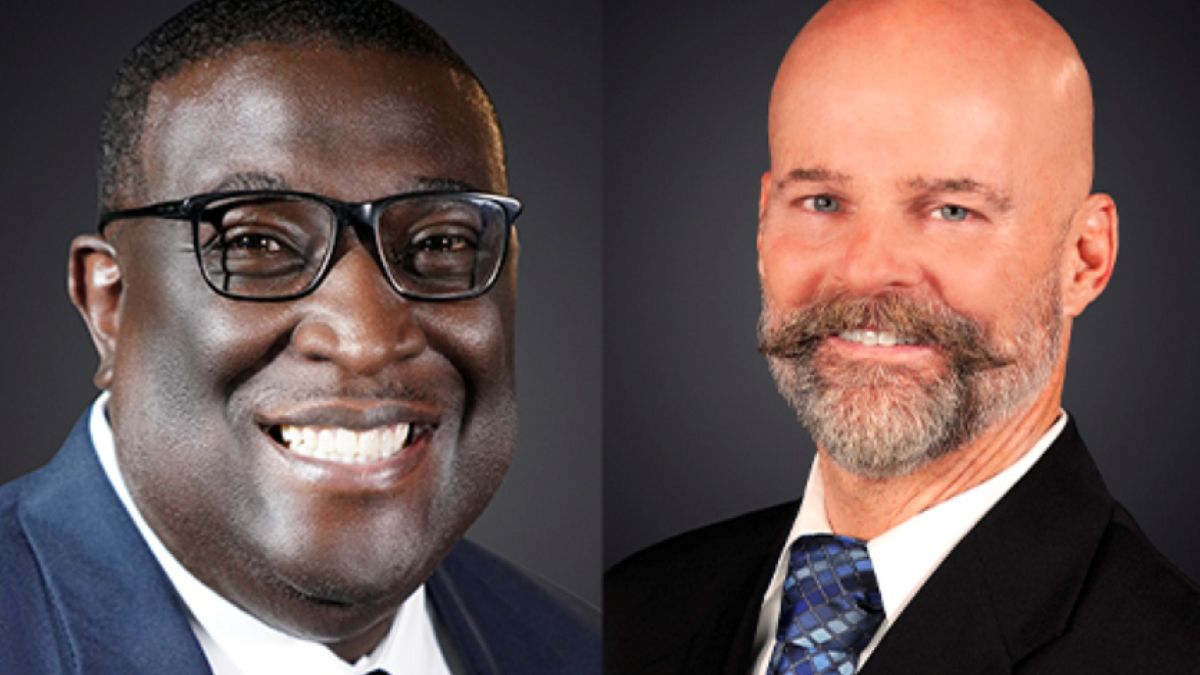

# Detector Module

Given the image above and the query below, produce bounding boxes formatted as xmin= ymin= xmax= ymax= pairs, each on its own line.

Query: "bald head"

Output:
xmin=769 ymin=0 xmax=1095 ymax=217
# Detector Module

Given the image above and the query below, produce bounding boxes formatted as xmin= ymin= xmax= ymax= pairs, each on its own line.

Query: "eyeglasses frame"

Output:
xmin=98 ymin=188 xmax=523 ymax=302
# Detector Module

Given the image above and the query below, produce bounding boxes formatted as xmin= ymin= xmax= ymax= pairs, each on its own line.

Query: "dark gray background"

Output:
xmin=0 ymin=1 xmax=600 ymax=604
xmin=6 ymin=0 xmax=1199 ymax=613
xmin=604 ymin=0 xmax=1200 ymax=588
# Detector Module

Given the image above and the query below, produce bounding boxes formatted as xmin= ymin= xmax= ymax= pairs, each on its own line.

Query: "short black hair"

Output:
xmin=98 ymin=0 xmax=497 ymax=210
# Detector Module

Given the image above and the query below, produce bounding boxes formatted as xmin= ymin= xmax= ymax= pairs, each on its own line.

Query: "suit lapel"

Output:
xmin=426 ymin=559 xmax=503 ymax=675
xmin=426 ymin=540 xmax=600 ymax=675
xmin=862 ymin=420 xmax=1113 ymax=674
xmin=678 ymin=502 xmax=799 ymax=675
xmin=18 ymin=415 xmax=211 ymax=674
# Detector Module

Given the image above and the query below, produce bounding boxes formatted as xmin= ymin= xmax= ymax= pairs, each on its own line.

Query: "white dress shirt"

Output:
xmin=750 ymin=412 xmax=1068 ymax=674
xmin=89 ymin=393 xmax=453 ymax=675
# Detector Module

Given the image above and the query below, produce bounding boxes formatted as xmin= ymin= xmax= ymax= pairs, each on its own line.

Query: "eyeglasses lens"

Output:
xmin=197 ymin=195 xmax=334 ymax=298
xmin=377 ymin=195 xmax=508 ymax=298
xmin=195 ymin=194 xmax=507 ymax=300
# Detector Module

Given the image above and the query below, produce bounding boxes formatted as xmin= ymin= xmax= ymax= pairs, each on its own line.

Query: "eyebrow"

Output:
xmin=211 ymin=172 xmax=289 ymax=192
xmin=773 ymin=168 xmax=1014 ymax=213
xmin=774 ymin=166 xmax=852 ymax=190
xmin=411 ymin=176 xmax=482 ymax=193
xmin=905 ymin=176 xmax=1014 ymax=213
xmin=208 ymin=173 xmax=483 ymax=195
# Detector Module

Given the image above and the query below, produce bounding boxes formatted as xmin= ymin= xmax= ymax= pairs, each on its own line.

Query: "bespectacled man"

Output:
xmin=607 ymin=1 xmax=1200 ymax=673
xmin=0 ymin=1 xmax=597 ymax=673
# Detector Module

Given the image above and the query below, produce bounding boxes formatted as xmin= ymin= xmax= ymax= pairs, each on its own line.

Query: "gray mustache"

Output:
xmin=757 ymin=293 xmax=1013 ymax=374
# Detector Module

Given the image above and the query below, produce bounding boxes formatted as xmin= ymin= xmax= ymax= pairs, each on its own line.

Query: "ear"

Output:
xmin=758 ymin=171 xmax=773 ymax=222
xmin=503 ymin=225 xmax=520 ymax=299
xmin=68 ymin=235 xmax=124 ymax=389
xmin=1062 ymin=192 xmax=1118 ymax=317
xmin=508 ymin=224 xmax=521 ymax=271
xmin=757 ymin=171 xmax=773 ymax=278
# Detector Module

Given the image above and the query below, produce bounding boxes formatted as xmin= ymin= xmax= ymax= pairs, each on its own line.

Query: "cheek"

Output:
xmin=135 ymin=304 xmax=282 ymax=400
xmin=114 ymin=253 xmax=290 ymax=433
xmin=930 ymin=253 xmax=1007 ymax=310
xmin=929 ymin=238 xmax=1053 ymax=330
xmin=759 ymin=231 xmax=827 ymax=308
xmin=419 ymin=286 xmax=516 ymax=391
xmin=423 ymin=291 xmax=517 ymax=479
xmin=107 ymin=251 xmax=291 ymax=537
xmin=417 ymin=293 xmax=517 ymax=516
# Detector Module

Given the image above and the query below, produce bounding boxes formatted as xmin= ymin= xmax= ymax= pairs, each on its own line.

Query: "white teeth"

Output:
xmin=277 ymin=423 xmax=413 ymax=463
xmin=335 ymin=429 xmax=356 ymax=459
xmin=838 ymin=329 xmax=915 ymax=347
xmin=361 ymin=429 xmax=380 ymax=461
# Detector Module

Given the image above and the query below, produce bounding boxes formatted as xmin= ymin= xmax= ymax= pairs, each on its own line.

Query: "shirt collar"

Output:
xmin=788 ymin=411 xmax=1068 ymax=621
xmin=88 ymin=393 xmax=451 ymax=675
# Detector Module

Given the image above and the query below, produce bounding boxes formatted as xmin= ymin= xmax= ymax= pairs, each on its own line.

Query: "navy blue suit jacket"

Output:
xmin=0 ymin=414 xmax=598 ymax=674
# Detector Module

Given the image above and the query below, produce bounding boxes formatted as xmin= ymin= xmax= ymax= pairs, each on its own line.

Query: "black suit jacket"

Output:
xmin=0 ymin=412 xmax=599 ymax=674
xmin=606 ymin=420 xmax=1200 ymax=673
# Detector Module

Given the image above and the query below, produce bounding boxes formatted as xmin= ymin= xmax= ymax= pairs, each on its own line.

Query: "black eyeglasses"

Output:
xmin=99 ymin=189 xmax=522 ymax=302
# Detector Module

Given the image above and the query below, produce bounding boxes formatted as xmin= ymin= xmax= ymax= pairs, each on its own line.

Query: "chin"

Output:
xmin=244 ymin=548 xmax=435 ymax=642
xmin=247 ymin=490 xmax=491 ymax=633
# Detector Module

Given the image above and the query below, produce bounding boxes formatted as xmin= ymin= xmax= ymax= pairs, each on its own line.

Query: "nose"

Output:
xmin=830 ymin=216 xmax=923 ymax=294
xmin=291 ymin=243 xmax=426 ymax=375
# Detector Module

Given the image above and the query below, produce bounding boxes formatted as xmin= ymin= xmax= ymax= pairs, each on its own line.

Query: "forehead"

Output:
xmin=768 ymin=20 xmax=1088 ymax=206
xmin=771 ymin=57 xmax=1029 ymax=190
xmin=137 ymin=43 xmax=504 ymax=201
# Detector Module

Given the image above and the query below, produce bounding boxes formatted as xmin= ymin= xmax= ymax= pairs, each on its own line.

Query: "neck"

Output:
xmin=819 ymin=379 xmax=1064 ymax=541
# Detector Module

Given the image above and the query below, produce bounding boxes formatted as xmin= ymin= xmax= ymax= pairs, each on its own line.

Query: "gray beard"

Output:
xmin=760 ymin=282 xmax=1061 ymax=479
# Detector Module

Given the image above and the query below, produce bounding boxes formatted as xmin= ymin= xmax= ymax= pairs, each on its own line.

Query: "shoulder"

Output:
xmin=0 ymin=472 xmax=49 ymax=595
xmin=1019 ymin=503 xmax=1200 ymax=671
xmin=0 ymin=474 xmax=37 ymax=590
xmin=606 ymin=501 xmax=798 ymax=598
xmin=431 ymin=539 xmax=599 ymax=672
xmin=0 ymin=473 xmax=69 ymax=674
xmin=1096 ymin=504 xmax=1200 ymax=615
xmin=1066 ymin=504 xmax=1199 ymax=664
xmin=604 ymin=503 xmax=798 ymax=673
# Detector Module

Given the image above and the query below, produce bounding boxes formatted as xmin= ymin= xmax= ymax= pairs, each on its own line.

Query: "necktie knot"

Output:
xmin=768 ymin=534 xmax=884 ymax=675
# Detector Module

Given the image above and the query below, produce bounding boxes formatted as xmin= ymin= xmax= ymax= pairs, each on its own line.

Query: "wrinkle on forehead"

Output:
xmin=770 ymin=0 xmax=1095 ymax=209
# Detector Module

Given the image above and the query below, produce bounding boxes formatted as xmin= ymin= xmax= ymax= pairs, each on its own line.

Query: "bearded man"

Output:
xmin=605 ymin=1 xmax=1200 ymax=673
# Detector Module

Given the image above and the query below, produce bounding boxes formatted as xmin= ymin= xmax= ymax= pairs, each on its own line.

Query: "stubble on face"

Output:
xmin=758 ymin=277 xmax=1061 ymax=479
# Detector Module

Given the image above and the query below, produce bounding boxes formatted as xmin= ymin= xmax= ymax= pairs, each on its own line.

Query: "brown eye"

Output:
xmin=413 ymin=232 xmax=475 ymax=253
xmin=374 ymin=193 xmax=516 ymax=298
xmin=400 ymin=226 xmax=480 ymax=281
xmin=225 ymin=233 xmax=283 ymax=252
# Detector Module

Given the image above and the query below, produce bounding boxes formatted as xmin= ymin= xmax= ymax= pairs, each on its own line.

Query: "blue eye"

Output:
xmin=804 ymin=195 xmax=840 ymax=213
xmin=935 ymin=205 xmax=971 ymax=221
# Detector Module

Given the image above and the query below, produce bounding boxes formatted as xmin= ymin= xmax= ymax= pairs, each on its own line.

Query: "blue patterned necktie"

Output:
xmin=767 ymin=534 xmax=885 ymax=675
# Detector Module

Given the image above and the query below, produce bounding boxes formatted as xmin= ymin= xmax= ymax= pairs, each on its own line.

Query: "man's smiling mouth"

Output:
xmin=265 ymin=422 xmax=435 ymax=465
xmin=836 ymin=329 xmax=920 ymax=347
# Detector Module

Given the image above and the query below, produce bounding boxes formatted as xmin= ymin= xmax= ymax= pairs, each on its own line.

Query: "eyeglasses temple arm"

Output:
xmin=98 ymin=200 xmax=190 ymax=234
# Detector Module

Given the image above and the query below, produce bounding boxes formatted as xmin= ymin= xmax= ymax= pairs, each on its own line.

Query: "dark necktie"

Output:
xmin=767 ymin=534 xmax=885 ymax=675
